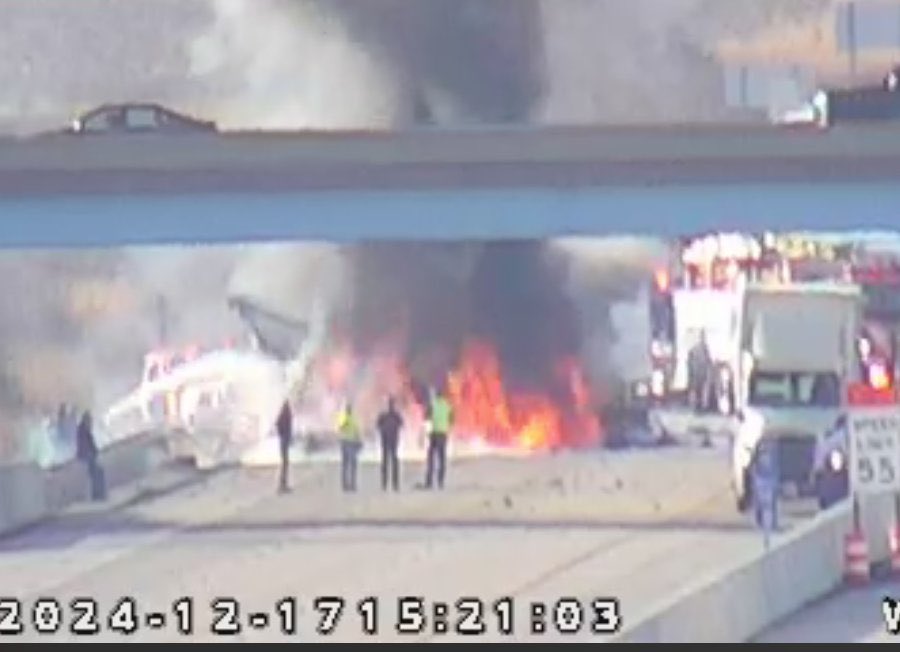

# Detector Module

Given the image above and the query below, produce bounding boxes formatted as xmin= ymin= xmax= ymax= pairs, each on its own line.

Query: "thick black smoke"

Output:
xmin=195 ymin=0 xmax=834 ymax=129
xmin=0 ymin=0 xmax=834 ymax=131
xmin=343 ymin=242 xmax=583 ymax=397
xmin=329 ymin=0 xmax=545 ymax=124
xmin=469 ymin=242 xmax=579 ymax=387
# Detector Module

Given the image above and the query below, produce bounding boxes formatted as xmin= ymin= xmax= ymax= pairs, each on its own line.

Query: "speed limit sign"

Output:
xmin=848 ymin=407 xmax=900 ymax=495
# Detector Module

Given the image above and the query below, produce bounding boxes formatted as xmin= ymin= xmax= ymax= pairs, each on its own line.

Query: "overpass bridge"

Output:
xmin=1 ymin=124 xmax=900 ymax=246
xmin=2 ymin=124 xmax=900 ymax=641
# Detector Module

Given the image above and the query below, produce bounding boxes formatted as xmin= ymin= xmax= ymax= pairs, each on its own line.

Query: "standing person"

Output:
xmin=752 ymin=439 xmax=780 ymax=547
xmin=687 ymin=331 xmax=712 ymax=413
xmin=275 ymin=400 xmax=293 ymax=494
xmin=55 ymin=404 xmax=68 ymax=442
xmin=336 ymin=402 xmax=362 ymax=492
xmin=376 ymin=396 xmax=403 ymax=492
xmin=424 ymin=388 xmax=453 ymax=490
xmin=76 ymin=411 xmax=106 ymax=502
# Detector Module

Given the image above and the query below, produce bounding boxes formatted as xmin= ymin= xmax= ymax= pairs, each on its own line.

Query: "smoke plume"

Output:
xmin=550 ymin=237 xmax=671 ymax=387
xmin=0 ymin=0 xmax=838 ymax=456
xmin=192 ymin=0 xmax=834 ymax=128
xmin=189 ymin=0 xmax=414 ymax=129
xmin=224 ymin=240 xmax=662 ymax=432
xmin=0 ymin=246 xmax=246 ymax=457
xmin=0 ymin=236 xmax=682 ymax=458
xmin=0 ymin=0 xmax=833 ymax=131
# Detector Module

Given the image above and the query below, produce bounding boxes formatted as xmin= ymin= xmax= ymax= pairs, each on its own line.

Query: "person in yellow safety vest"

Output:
xmin=336 ymin=402 xmax=362 ymax=492
xmin=424 ymin=387 xmax=453 ymax=490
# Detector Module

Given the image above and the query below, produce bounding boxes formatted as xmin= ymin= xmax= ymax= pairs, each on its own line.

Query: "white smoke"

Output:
xmin=189 ymin=0 xmax=834 ymax=128
xmin=191 ymin=0 xmax=410 ymax=129
xmin=227 ymin=241 xmax=350 ymax=394
xmin=0 ymin=0 xmax=835 ymax=132
xmin=536 ymin=0 xmax=835 ymax=124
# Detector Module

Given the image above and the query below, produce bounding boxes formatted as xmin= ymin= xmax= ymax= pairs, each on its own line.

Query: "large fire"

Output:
xmin=308 ymin=338 xmax=603 ymax=452
xmin=447 ymin=341 xmax=602 ymax=450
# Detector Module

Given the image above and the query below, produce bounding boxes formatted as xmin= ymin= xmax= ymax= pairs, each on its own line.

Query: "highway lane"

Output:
xmin=0 ymin=447 xmax=784 ymax=643
xmin=756 ymin=580 xmax=900 ymax=643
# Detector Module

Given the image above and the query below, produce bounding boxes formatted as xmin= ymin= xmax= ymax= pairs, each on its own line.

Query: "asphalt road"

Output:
xmin=0 ymin=447 xmax=780 ymax=643
xmin=756 ymin=580 xmax=900 ymax=643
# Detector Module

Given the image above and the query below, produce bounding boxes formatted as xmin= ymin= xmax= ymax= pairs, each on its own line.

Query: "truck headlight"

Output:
xmin=828 ymin=449 xmax=845 ymax=472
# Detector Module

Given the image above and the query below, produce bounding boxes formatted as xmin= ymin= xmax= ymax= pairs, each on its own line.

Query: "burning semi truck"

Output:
xmin=102 ymin=242 xmax=623 ymax=467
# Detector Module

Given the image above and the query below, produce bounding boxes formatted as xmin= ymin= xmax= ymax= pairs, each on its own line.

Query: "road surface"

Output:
xmin=0 ymin=446 xmax=787 ymax=643
xmin=757 ymin=580 xmax=900 ymax=643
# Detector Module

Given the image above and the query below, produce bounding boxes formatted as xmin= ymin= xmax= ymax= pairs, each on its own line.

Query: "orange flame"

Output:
xmin=446 ymin=341 xmax=602 ymax=450
xmin=308 ymin=338 xmax=603 ymax=452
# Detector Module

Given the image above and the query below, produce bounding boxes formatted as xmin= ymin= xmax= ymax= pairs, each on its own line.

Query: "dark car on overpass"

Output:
xmin=64 ymin=103 xmax=217 ymax=136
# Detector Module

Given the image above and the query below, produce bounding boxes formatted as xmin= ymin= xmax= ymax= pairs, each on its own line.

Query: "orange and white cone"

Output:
xmin=889 ymin=525 xmax=900 ymax=576
xmin=844 ymin=529 xmax=870 ymax=586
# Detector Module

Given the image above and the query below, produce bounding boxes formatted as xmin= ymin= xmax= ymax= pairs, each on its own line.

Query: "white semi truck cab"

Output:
xmin=731 ymin=282 xmax=863 ymax=511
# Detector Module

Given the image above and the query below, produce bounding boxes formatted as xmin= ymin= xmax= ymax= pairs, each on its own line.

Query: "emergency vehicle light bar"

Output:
xmin=847 ymin=382 xmax=898 ymax=406
xmin=851 ymin=263 xmax=900 ymax=285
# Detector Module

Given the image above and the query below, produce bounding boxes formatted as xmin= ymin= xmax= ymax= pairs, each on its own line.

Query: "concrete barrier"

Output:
xmin=0 ymin=432 xmax=169 ymax=537
xmin=616 ymin=492 xmax=897 ymax=643
xmin=0 ymin=464 xmax=46 ymax=533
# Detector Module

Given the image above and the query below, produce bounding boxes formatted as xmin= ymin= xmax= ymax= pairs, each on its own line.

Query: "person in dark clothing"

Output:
xmin=376 ymin=397 xmax=403 ymax=491
xmin=687 ymin=331 xmax=713 ymax=413
xmin=751 ymin=439 xmax=780 ymax=547
xmin=75 ymin=411 xmax=106 ymax=502
xmin=275 ymin=400 xmax=293 ymax=494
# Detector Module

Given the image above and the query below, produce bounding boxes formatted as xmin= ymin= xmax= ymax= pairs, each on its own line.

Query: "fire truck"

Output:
xmin=648 ymin=233 xmax=900 ymax=404
xmin=647 ymin=232 xmax=788 ymax=415
xmin=842 ymin=247 xmax=900 ymax=391
xmin=770 ymin=235 xmax=900 ymax=393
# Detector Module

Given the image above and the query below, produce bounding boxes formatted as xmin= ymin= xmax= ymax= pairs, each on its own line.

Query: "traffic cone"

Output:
xmin=889 ymin=524 xmax=900 ymax=576
xmin=844 ymin=529 xmax=870 ymax=586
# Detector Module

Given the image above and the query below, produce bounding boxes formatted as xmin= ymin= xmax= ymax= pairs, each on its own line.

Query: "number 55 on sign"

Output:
xmin=849 ymin=408 xmax=900 ymax=495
